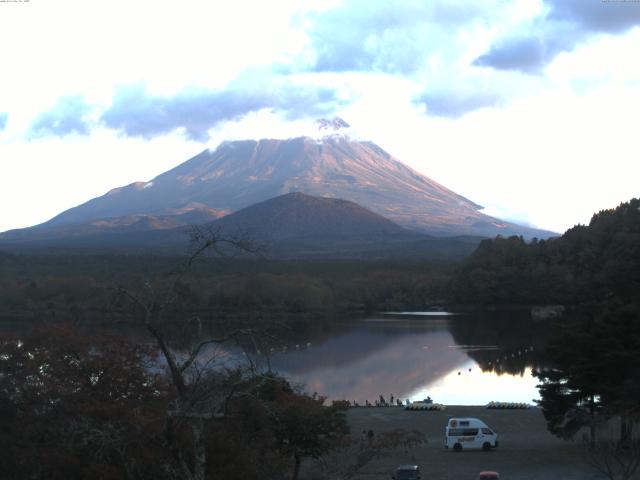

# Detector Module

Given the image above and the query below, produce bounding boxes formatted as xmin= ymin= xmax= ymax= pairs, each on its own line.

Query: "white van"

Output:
xmin=444 ymin=418 xmax=498 ymax=452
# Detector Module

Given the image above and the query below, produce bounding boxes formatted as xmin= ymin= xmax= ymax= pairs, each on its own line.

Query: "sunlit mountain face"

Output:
xmin=5 ymin=119 xmax=555 ymax=241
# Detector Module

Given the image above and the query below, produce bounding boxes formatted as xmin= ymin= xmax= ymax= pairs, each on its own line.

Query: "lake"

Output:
xmin=217 ymin=310 xmax=551 ymax=406
xmin=1 ymin=309 xmax=552 ymax=406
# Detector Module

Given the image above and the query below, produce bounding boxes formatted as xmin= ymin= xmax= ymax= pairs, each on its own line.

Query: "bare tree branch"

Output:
xmin=178 ymin=328 xmax=254 ymax=374
xmin=112 ymin=226 xmax=266 ymax=480
xmin=585 ymin=435 xmax=640 ymax=480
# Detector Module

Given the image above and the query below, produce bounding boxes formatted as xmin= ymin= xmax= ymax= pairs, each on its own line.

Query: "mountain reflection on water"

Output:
xmin=14 ymin=310 xmax=551 ymax=406
xmin=244 ymin=311 xmax=550 ymax=405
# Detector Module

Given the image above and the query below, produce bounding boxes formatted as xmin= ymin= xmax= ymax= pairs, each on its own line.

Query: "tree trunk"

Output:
xmin=619 ymin=413 xmax=632 ymax=448
xmin=292 ymin=454 xmax=302 ymax=480
xmin=191 ymin=417 xmax=207 ymax=480
xmin=589 ymin=422 xmax=596 ymax=449
xmin=589 ymin=396 xmax=596 ymax=448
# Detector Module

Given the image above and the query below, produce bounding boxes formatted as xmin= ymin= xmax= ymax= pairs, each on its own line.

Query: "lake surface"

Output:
xmin=219 ymin=310 xmax=551 ymax=406
xmin=1 ymin=309 xmax=551 ymax=406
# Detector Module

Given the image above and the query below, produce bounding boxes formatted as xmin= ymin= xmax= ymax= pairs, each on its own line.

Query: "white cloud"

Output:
xmin=0 ymin=0 xmax=638 ymax=234
xmin=0 ymin=130 xmax=200 ymax=231
xmin=376 ymin=82 xmax=639 ymax=233
xmin=0 ymin=0 xmax=305 ymax=113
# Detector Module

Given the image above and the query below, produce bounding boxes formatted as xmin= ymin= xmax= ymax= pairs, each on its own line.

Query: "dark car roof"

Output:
xmin=479 ymin=472 xmax=499 ymax=478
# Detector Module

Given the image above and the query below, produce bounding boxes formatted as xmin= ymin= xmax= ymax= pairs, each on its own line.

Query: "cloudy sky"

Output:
xmin=1 ymin=0 xmax=639 ymax=234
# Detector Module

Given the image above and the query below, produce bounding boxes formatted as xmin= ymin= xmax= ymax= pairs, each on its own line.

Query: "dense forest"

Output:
xmin=449 ymin=199 xmax=640 ymax=453
xmin=449 ymin=199 xmax=640 ymax=471
xmin=3 ymin=199 xmax=637 ymax=327
xmin=0 ymin=254 xmax=456 ymax=324
xmin=452 ymin=198 xmax=640 ymax=306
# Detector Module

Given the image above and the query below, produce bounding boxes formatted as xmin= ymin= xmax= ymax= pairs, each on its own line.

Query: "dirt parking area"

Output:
xmin=346 ymin=406 xmax=607 ymax=480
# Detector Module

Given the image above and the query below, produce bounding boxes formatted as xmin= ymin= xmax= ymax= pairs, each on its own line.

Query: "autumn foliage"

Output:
xmin=0 ymin=324 xmax=355 ymax=480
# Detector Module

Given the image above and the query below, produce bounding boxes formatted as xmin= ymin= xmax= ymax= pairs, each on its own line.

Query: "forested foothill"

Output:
xmin=451 ymin=198 xmax=640 ymax=307
xmin=8 ymin=199 xmax=636 ymax=324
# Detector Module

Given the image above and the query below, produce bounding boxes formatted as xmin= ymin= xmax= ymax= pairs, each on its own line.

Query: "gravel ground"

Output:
xmin=345 ymin=405 xmax=610 ymax=480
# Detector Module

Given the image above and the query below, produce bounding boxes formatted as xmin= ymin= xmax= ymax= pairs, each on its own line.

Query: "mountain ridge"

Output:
xmin=211 ymin=191 xmax=408 ymax=241
xmin=0 ymin=192 xmax=482 ymax=260
xmin=23 ymin=133 xmax=554 ymax=239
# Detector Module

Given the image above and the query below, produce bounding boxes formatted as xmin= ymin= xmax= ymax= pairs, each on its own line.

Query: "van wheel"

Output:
xmin=482 ymin=442 xmax=491 ymax=451
xmin=453 ymin=443 xmax=462 ymax=452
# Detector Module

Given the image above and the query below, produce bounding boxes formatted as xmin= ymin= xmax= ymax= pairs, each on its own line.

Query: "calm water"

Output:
xmin=2 ymin=309 xmax=551 ymax=406
xmin=218 ymin=310 xmax=550 ymax=406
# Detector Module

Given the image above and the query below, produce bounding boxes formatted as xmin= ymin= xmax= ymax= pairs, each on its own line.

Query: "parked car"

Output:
xmin=479 ymin=471 xmax=500 ymax=479
xmin=392 ymin=464 xmax=421 ymax=480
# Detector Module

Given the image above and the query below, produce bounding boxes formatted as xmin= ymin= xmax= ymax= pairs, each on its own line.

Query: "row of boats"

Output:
xmin=486 ymin=401 xmax=533 ymax=409
xmin=344 ymin=400 xmax=533 ymax=410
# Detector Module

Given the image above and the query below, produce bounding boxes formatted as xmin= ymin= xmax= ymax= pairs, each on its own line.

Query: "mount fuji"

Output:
xmin=0 ymin=118 xmax=555 ymax=253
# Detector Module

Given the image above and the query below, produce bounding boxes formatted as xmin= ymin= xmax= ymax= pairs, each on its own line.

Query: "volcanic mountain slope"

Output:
xmin=0 ymin=204 xmax=226 ymax=242
xmin=212 ymin=192 xmax=406 ymax=240
xmin=205 ymin=192 xmax=482 ymax=259
xmin=20 ymin=121 xmax=555 ymax=239
xmin=0 ymin=193 xmax=481 ymax=259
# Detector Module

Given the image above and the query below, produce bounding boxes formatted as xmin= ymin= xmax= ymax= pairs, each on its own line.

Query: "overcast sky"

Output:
xmin=1 ymin=0 xmax=639 ymax=234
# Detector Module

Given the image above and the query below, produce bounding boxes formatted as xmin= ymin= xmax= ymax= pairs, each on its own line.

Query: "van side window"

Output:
xmin=448 ymin=428 xmax=479 ymax=436
xmin=459 ymin=421 xmax=470 ymax=427
xmin=482 ymin=428 xmax=494 ymax=435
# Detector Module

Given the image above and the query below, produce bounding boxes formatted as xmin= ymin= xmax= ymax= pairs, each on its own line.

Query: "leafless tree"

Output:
xmin=307 ymin=429 xmax=425 ymax=480
xmin=116 ymin=225 xmax=267 ymax=480
xmin=585 ymin=440 xmax=640 ymax=480
xmin=584 ymin=417 xmax=640 ymax=480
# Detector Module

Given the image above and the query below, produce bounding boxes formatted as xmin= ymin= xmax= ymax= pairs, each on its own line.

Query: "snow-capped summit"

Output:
xmin=316 ymin=117 xmax=350 ymax=132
